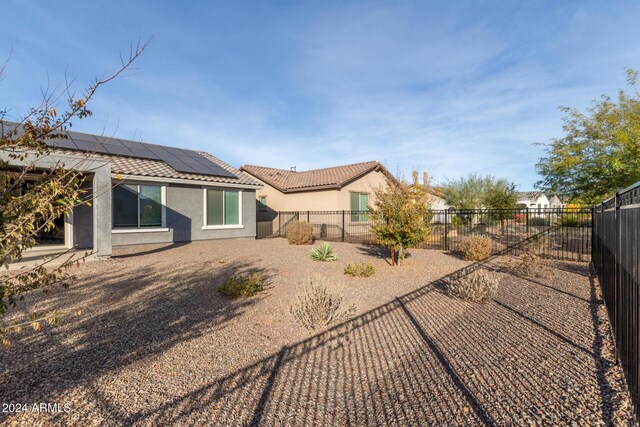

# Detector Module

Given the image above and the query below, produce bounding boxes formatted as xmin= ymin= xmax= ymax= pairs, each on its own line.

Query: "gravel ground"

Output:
xmin=0 ymin=238 xmax=633 ymax=426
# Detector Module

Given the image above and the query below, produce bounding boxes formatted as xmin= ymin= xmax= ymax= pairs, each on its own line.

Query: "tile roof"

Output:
xmin=90 ymin=150 xmax=260 ymax=186
xmin=516 ymin=191 xmax=545 ymax=202
xmin=1 ymin=121 xmax=261 ymax=186
xmin=241 ymin=161 xmax=392 ymax=193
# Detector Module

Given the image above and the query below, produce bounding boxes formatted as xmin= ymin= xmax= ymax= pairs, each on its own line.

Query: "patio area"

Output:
xmin=0 ymin=239 xmax=632 ymax=425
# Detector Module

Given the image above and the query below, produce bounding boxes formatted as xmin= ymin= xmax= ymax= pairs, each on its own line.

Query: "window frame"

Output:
xmin=202 ymin=188 xmax=244 ymax=230
xmin=258 ymin=195 xmax=268 ymax=212
xmin=350 ymin=191 xmax=370 ymax=223
xmin=112 ymin=183 xmax=167 ymax=233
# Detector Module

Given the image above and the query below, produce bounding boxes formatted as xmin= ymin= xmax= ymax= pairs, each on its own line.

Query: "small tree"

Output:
xmin=0 ymin=41 xmax=148 ymax=348
xmin=369 ymin=171 xmax=433 ymax=266
xmin=483 ymin=179 xmax=518 ymax=233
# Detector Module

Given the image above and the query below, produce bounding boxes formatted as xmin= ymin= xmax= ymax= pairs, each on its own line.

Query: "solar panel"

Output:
xmin=37 ymin=126 xmax=237 ymax=179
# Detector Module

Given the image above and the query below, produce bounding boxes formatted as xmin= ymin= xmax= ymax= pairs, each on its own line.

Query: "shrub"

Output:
xmin=452 ymin=215 xmax=466 ymax=228
xmin=528 ymin=217 xmax=549 ymax=226
xmin=512 ymin=250 xmax=544 ymax=277
xmin=289 ymin=276 xmax=355 ymax=331
xmin=513 ymin=213 xmax=526 ymax=224
xmin=309 ymin=243 xmax=338 ymax=262
xmin=218 ymin=272 xmax=267 ymax=298
xmin=344 ymin=262 xmax=375 ymax=278
xmin=287 ymin=221 xmax=314 ymax=245
xmin=445 ymin=270 xmax=498 ymax=303
xmin=559 ymin=215 xmax=580 ymax=227
xmin=458 ymin=236 xmax=492 ymax=261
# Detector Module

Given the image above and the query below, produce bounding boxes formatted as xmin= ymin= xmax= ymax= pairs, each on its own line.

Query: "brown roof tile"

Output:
xmin=240 ymin=161 xmax=393 ymax=193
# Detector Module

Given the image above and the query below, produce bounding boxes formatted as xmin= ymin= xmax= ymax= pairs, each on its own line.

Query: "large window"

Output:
xmin=113 ymin=184 xmax=164 ymax=229
xmin=204 ymin=189 xmax=242 ymax=227
xmin=350 ymin=192 xmax=369 ymax=222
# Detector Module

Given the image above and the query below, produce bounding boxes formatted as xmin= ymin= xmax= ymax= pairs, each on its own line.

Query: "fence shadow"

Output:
xmin=105 ymin=256 xmax=624 ymax=425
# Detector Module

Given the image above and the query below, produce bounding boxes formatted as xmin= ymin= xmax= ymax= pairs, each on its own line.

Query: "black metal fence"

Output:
xmin=257 ymin=208 xmax=592 ymax=261
xmin=593 ymin=182 xmax=640 ymax=419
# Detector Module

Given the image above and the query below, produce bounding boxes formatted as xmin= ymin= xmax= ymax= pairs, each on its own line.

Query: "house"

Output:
xmin=240 ymin=161 xmax=448 ymax=213
xmin=547 ymin=194 xmax=564 ymax=208
xmin=516 ymin=191 xmax=551 ymax=210
xmin=516 ymin=191 xmax=564 ymax=210
xmin=1 ymin=121 xmax=262 ymax=259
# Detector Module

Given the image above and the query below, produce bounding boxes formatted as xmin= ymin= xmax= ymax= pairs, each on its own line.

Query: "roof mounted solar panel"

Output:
xmin=30 ymin=123 xmax=238 ymax=178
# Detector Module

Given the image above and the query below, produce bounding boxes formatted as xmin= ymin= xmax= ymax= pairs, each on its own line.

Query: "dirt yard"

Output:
xmin=0 ymin=238 xmax=633 ymax=426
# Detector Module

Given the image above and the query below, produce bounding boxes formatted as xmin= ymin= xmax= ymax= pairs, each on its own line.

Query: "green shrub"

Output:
xmin=344 ymin=262 xmax=375 ymax=278
xmin=445 ymin=270 xmax=498 ymax=303
xmin=559 ymin=215 xmax=580 ymax=227
xmin=218 ymin=272 xmax=267 ymax=298
xmin=452 ymin=215 xmax=466 ymax=228
xmin=289 ymin=276 xmax=355 ymax=331
xmin=309 ymin=243 xmax=338 ymax=262
xmin=458 ymin=236 xmax=492 ymax=261
xmin=529 ymin=217 xmax=549 ymax=226
xmin=287 ymin=221 xmax=314 ymax=245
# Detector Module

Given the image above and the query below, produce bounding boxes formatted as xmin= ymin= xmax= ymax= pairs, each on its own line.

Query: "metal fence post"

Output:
xmin=342 ymin=210 xmax=345 ymax=242
xmin=278 ymin=212 xmax=282 ymax=237
xmin=444 ymin=209 xmax=449 ymax=250
xmin=307 ymin=211 xmax=310 ymax=223
xmin=526 ymin=207 xmax=529 ymax=235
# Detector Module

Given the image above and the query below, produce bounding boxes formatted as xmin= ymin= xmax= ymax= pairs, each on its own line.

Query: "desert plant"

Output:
xmin=287 ymin=221 xmax=314 ymax=245
xmin=458 ymin=236 xmax=493 ymax=261
xmin=529 ymin=217 xmax=549 ymax=226
xmin=309 ymin=243 xmax=338 ymax=262
xmin=512 ymin=250 xmax=544 ymax=277
xmin=445 ymin=270 xmax=498 ymax=303
xmin=343 ymin=262 xmax=375 ymax=278
xmin=289 ymin=276 xmax=355 ymax=331
xmin=559 ymin=215 xmax=580 ymax=227
xmin=218 ymin=272 xmax=268 ymax=298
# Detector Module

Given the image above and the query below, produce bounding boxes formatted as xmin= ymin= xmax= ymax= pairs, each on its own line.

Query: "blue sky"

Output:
xmin=2 ymin=1 xmax=639 ymax=188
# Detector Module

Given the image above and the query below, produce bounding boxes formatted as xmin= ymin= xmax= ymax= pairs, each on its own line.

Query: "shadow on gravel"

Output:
xmin=0 ymin=255 xmax=274 ymax=424
xmin=107 ymin=258 xmax=629 ymax=426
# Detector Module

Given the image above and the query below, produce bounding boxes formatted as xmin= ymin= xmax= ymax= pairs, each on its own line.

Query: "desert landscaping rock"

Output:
xmin=0 ymin=239 xmax=633 ymax=425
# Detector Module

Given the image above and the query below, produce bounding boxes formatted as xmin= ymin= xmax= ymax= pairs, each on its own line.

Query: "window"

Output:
xmin=350 ymin=192 xmax=369 ymax=222
xmin=204 ymin=189 xmax=242 ymax=228
xmin=259 ymin=196 xmax=267 ymax=211
xmin=113 ymin=184 xmax=164 ymax=228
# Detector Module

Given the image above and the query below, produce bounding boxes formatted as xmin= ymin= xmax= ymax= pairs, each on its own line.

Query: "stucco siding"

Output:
xmin=255 ymin=169 xmax=391 ymax=212
xmin=111 ymin=183 xmax=256 ymax=247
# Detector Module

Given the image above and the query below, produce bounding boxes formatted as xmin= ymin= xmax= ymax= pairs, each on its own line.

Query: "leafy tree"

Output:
xmin=0 ymin=41 xmax=148 ymax=348
xmin=484 ymin=179 xmax=518 ymax=232
xmin=369 ymin=171 xmax=433 ymax=266
xmin=442 ymin=173 xmax=491 ymax=210
xmin=536 ymin=69 xmax=640 ymax=204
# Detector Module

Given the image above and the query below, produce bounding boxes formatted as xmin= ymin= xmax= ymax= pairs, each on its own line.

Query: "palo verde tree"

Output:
xmin=536 ymin=69 xmax=640 ymax=204
xmin=443 ymin=174 xmax=517 ymax=229
xmin=0 ymin=41 xmax=148 ymax=349
xmin=369 ymin=171 xmax=433 ymax=266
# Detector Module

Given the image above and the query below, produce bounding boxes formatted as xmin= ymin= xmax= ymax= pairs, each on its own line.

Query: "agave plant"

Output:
xmin=309 ymin=243 xmax=338 ymax=262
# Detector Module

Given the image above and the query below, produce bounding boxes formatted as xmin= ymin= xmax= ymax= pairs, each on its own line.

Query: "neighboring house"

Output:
xmin=1 ymin=122 xmax=262 ymax=259
xmin=241 ymin=161 xmax=448 ymax=213
xmin=240 ymin=161 xmax=392 ymax=213
xmin=547 ymin=194 xmax=564 ymax=208
xmin=516 ymin=191 xmax=551 ymax=210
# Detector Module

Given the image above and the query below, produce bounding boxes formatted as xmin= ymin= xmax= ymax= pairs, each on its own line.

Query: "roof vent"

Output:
xmin=290 ymin=166 xmax=297 ymax=172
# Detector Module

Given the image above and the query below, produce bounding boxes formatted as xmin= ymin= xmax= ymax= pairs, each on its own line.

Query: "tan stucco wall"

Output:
xmin=253 ymin=169 xmax=391 ymax=212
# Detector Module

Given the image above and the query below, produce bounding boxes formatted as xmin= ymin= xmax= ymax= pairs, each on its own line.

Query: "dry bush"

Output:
xmin=459 ymin=236 xmax=493 ymax=261
xmin=289 ymin=276 xmax=355 ymax=331
xmin=287 ymin=221 xmax=314 ymax=245
xmin=509 ymin=246 xmax=552 ymax=278
xmin=218 ymin=272 xmax=267 ymax=298
xmin=344 ymin=262 xmax=375 ymax=278
xmin=445 ymin=269 xmax=498 ymax=303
